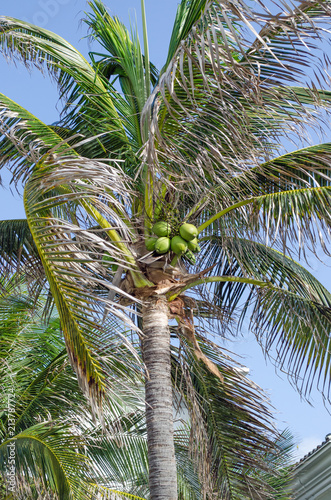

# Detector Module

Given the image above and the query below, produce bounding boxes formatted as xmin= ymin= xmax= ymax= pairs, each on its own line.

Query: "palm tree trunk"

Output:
xmin=142 ymin=295 xmax=177 ymax=500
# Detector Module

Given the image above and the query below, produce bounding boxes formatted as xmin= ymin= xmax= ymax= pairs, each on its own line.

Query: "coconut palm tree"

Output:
xmin=1 ymin=0 xmax=331 ymax=498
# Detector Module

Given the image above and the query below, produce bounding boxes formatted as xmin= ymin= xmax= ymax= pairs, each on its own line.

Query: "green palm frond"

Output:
xmin=199 ymin=187 xmax=331 ymax=256
xmin=0 ymin=422 xmax=90 ymax=500
xmin=211 ymin=141 xmax=331 ymax=205
xmin=174 ymin=424 xmax=203 ymax=500
xmin=85 ymin=1 xmax=153 ymax=147
xmin=87 ymin=485 xmax=148 ymax=500
xmin=0 ymin=288 xmax=151 ymax=499
xmin=193 ymin=140 xmax=331 ymax=260
xmin=163 ymin=0 xmax=209 ymax=71
xmin=0 ymin=219 xmax=43 ymax=287
xmin=7 ymin=348 xmax=78 ymax=431
xmin=253 ymin=429 xmax=295 ymax=500
xmin=23 ymin=153 xmax=145 ymax=414
xmin=0 ymin=292 xmax=84 ymax=432
xmin=0 ymin=93 xmax=153 ymax=417
xmin=251 ymin=186 xmax=331 ymax=253
xmin=0 ymin=92 xmax=146 ymax=412
xmin=86 ymin=404 xmax=204 ymax=499
xmin=257 ymin=140 xmax=331 ymax=189
xmin=85 ymin=413 xmax=149 ymax=498
xmin=251 ymin=286 xmax=331 ymax=400
xmin=200 ymin=236 xmax=331 ymax=399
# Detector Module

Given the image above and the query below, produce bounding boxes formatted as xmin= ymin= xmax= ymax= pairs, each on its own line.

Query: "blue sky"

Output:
xmin=1 ymin=0 xmax=331 ymax=460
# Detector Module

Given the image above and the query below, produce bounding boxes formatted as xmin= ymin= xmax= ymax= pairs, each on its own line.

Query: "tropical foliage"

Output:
xmin=0 ymin=287 xmax=198 ymax=499
xmin=0 ymin=0 xmax=331 ymax=498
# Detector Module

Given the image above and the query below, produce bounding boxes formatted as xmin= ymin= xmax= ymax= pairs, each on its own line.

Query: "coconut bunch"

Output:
xmin=145 ymin=221 xmax=201 ymax=264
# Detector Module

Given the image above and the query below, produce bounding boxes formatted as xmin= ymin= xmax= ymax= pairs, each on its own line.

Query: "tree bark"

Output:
xmin=142 ymin=295 xmax=177 ymax=500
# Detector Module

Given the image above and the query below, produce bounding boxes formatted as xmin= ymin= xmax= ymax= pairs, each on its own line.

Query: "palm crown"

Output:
xmin=0 ymin=0 xmax=331 ymax=498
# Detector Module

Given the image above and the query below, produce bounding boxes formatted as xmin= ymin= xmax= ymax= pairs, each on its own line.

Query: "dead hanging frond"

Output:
xmin=170 ymin=295 xmax=224 ymax=382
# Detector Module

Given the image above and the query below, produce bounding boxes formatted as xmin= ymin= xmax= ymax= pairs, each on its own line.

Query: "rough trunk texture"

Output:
xmin=142 ymin=295 xmax=177 ymax=500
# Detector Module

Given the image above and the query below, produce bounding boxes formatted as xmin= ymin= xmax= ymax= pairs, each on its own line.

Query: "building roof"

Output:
xmin=291 ymin=433 xmax=331 ymax=500
xmin=296 ymin=433 xmax=331 ymax=466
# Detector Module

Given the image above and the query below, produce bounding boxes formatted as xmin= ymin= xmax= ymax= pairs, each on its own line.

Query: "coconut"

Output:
xmin=145 ymin=237 xmax=158 ymax=251
xmin=152 ymin=221 xmax=171 ymax=237
xmin=187 ymin=238 xmax=201 ymax=253
xmin=171 ymin=236 xmax=188 ymax=255
xmin=179 ymin=223 xmax=198 ymax=241
xmin=184 ymin=249 xmax=196 ymax=265
xmin=155 ymin=237 xmax=171 ymax=254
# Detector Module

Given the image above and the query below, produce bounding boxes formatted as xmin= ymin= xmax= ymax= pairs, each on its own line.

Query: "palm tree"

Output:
xmin=1 ymin=0 xmax=331 ymax=497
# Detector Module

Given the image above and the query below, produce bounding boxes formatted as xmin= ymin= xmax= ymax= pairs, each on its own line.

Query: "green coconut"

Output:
xmin=179 ymin=223 xmax=198 ymax=241
xmin=187 ymin=238 xmax=201 ymax=253
xmin=152 ymin=221 xmax=171 ymax=237
xmin=145 ymin=237 xmax=158 ymax=251
xmin=155 ymin=237 xmax=171 ymax=254
xmin=171 ymin=235 xmax=188 ymax=255
xmin=184 ymin=249 xmax=196 ymax=265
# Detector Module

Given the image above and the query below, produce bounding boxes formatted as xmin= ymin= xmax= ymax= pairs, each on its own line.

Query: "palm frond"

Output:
xmin=87 ymin=485 xmax=148 ymax=500
xmin=0 ymin=219 xmax=43 ymax=289
xmin=251 ymin=285 xmax=331 ymax=401
xmin=164 ymin=0 xmax=209 ymax=71
xmin=0 ymin=287 xmax=154 ymax=498
xmin=141 ymin=0 xmax=331 ymax=206
xmin=0 ymin=292 xmax=85 ymax=431
xmin=23 ymin=153 xmax=144 ymax=415
xmin=174 ymin=424 xmax=203 ymax=500
xmin=0 ymin=93 xmax=76 ymax=184
xmin=254 ymin=429 xmax=295 ymax=500
xmin=0 ymin=16 xmax=129 ymax=152
xmin=85 ymin=412 xmax=149 ymax=498
xmin=0 ymin=422 xmax=90 ymax=500
xmin=85 ymin=0 xmax=152 ymax=147
xmin=200 ymin=236 xmax=331 ymax=400
xmin=206 ymin=140 xmax=331 ymax=206
xmin=251 ymin=186 xmax=331 ymax=255
xmin=200 ymin=186 xmax=331 ymax=257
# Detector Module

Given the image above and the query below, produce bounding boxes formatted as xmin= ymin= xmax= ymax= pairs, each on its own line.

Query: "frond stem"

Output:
xmin=167 ymin=275 xmax=271 ymax=301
